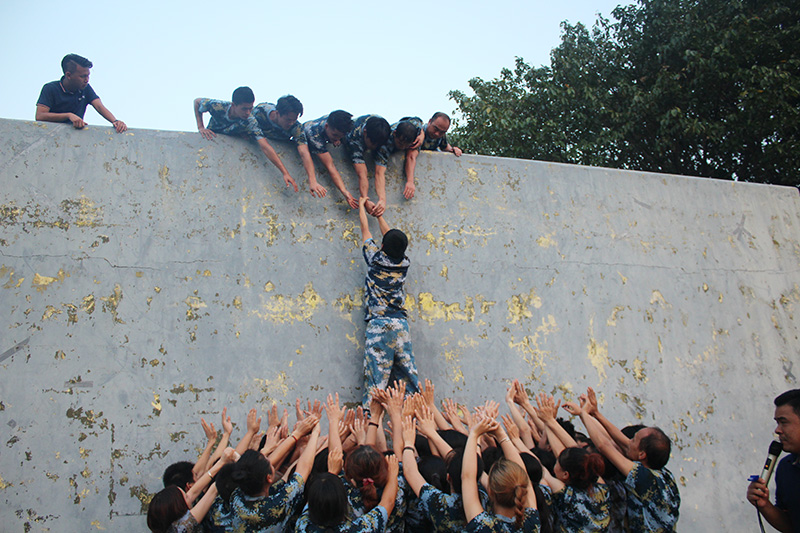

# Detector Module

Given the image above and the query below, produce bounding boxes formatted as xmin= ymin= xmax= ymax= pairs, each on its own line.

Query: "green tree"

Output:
xmin=449 ymin=0 xmax=800 ymax=186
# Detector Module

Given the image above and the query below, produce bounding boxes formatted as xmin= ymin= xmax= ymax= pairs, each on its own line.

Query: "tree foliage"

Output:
xmin=449 ymin=0 xmax=800 ymax=186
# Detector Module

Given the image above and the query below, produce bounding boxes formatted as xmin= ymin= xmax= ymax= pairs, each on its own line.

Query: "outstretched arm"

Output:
xmin=90 ymin=98 xmax=126 ymax=132
xmin=585 ymin=387 xmax=631 ymax=451
xmin=401 ymin=416 xmax=426 ymax=496
xmin=377 ymin=215 xmax=390 ymax=236
xmin=403 ymin=149 xmax=418 ymax=199
xmin=297 ymin=144 xmax=326 ymax=198
xmin=463 ymin=417 xmax=495 ymax=522
xmin=317 ymin=152 xmax=357 ymax=209
xmin=359 ymin=197 xmax=372 ymax=243
xmin=535 ymin=393 xmax=577 ymax=459
xmin=294 ymin=417 xmax=322 ymax=481
xmin=234 ymin=408 xmax=261 ymax=456
xmin=373 ymin=165 xmax=387 ymax=217
xmin=256 ymin=138 xmax=297 ymax=192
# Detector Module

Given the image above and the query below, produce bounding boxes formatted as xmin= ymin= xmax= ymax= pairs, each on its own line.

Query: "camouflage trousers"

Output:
xmin=363 ymin=317 xmax=420 ymax=406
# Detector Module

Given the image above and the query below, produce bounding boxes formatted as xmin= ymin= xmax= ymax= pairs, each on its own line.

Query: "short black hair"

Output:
xmin=394 ymin=120 xmax=420 ymax=144
xmin=232 ymin=86 xmax=255 ymax=105
xmin=364 ymin=116 xmax=390 ymax=146
xmin=277 ymin=95 xmax=303 ymax=117
xmin=327 ymin=110 xmax=353 ymax=134
xmin=775 ymin=389 xmax=800 ymax=416
xmin=430 ymin=111 xmax=451 ymax=123
xmin=61 ymin=54 xmax=92 ymax=74
xmin=641 ymin=427 xmax=671 ymax=470
xmin=162 ymin=461 xmax=194 ymax=489
xmin=382 ymin=229 xmax=408 ymax=261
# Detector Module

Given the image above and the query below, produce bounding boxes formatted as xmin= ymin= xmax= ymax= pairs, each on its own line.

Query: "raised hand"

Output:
xmin=421 ymin=379 xmax=435 ymax=407
xmin=268 ymin=403 xmax=280 ymax=428
xmin=563 ymin=401 xmax=582 ymax=416
xmin=328 ymin=446 xmax=343 ymax=474
xmin=501 ymin=414 xmax=520 ymax=440
xmin=246 ymin=408 xmax=261 ymax=435
xmin=221 ymin=407 xmax=233 ymax=436
xmin=402 ymin=415 xmax=417 ymax=448
xmin=201 ymin=418 xmax=216 ymax=443
xmin=585 ymin=387 xmax=599 ymax=416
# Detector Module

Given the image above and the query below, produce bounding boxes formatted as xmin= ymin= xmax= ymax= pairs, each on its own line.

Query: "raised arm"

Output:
xmin=578 ymin=400 xmax=634 ymax=476
xmin=401 ymin=416 xmax=426 ymax=496
xmin=268 ymin=414 xmax=318 ymax=469
xmin=585 ymin=387 xmax=631 ymax=451
xmin=416 ymin=404 xmax=453 ymax=459
xmin=403 ymin=149 xmax=418 ymax=199
xmin=294 ymin=416 xmax=322 ymax=481
xmin=376 ymin=214 xmax=390 ymax=236
xmin=205 ymin=407 xmax=233 ymax=472
xmin=506 ymin=381 xmax=535 ymax=449
xmin=193 ymin=417 xmax=217 ymax=480
xmin=378 ymin=454 xmax=401 ymax=515
xmin=384 ymin=383 xmax=406 ymax=458
xmin=463 ymin=417 xmax=496 ymax=522
xmin=359 ymin=197 xmax=372 ymax=243
xmin=234 ymin=408 xmax=261 ymax=456
xmin=535 ymin=393 xmax=577 ymax=458
xmin=186 ymin=447 xmax=238 ymax=505
xmin=325 ymin=393 xmax=344 ymax=456
xmin=193 ymin=98 xmax=215 ymax=140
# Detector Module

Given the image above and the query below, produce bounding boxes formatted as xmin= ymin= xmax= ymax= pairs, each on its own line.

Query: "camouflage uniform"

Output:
xmin=421 ymin=129 xmax=451 ymax=152
xmin=466 ymin=508 xmax=541 ymax=533
xmin=362 ymin=238 xmax=419 ymax=405
xmin=227 ymin=473 xmax=306 ymax=533
xmin=252 ymin=103 xmax=307 ymax=146
xmin=345 ymin=115 xmax=388 ymax=166
xmin=374 ymin=116 xmax=424 ymax=167
xmin=416 ymin=483 xmax=492 ymax=533
xmin=625 ymin=463 xmax=680 ymax=532
xmin=294 ymin=505 xmax=388 ymax=532
xmin=341 ymin=468 xmax=411 ymax=533
xmin=196 ymin=99 xmax=263 ymax=140
xmin=541 ymin=484 xmax=611 ymax=532
xmin=302 ymin=115 xmax=335 ymax=154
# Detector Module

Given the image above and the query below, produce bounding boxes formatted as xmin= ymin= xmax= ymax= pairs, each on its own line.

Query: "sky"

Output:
xmin=2 ymin=0 xmax=628 ymax=133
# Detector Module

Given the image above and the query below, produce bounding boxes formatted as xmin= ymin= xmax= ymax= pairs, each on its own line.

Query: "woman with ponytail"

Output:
xmin=462 ymin=414 xmax=540 ymax=532
xmin=536 ymin=396 xmax=610 ymax=532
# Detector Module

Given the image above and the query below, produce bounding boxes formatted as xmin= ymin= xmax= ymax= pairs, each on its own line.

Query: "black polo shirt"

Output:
xmin=37 ymin=78 xmax=99 ymax=120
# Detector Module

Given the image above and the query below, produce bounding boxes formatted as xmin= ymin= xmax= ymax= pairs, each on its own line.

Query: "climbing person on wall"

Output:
xmin=193 ymin=87 xmax=298 ymax=192
xmin=357 ymin=196 xmax=419 ymax=407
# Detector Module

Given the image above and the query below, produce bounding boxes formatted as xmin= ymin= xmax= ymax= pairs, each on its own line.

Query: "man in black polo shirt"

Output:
xmin=36 ymin=53 xmax=127 ymax=133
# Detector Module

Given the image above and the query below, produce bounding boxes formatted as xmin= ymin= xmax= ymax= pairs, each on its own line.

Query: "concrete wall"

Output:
xmin=0 ymin=118 xmax=797 ymax=531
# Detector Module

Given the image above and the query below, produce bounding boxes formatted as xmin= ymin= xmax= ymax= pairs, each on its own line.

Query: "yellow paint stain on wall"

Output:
xmin=508 ymin=315 xmax=558 ymax=377
xmin=632 ymin=357 xmax=648 ymax=383
xmin=618 ymin=272 xmax=627 ymax=284
xmin=536 ymin=233 xmax=557 ymax=248
xmin=333 ymin=290 xmax=363 ymax=314
xmin=417 ymin=293 xmax=475 ymax=325
xmin=151 ymin=394 xmax=162 ymax=412
xmin=42 ymin=305 xmax=62 ymax=320
xmin=90 ymin=520 xmax=105 ymax=530
xmin=252 ymin=283 xmax=325 ymax=324
xmin=507 ymin=288 xmax=542 ymax=323
xmin=243 ymin=372 xmax=292 ymax=404
xmin=264 ymin=281 xmax=274 ymax=292
xmin=1 ymin=266 xmax=24 ymax=289
xmin=232 ymin=296 xmax=242 ymax=310
xmin=0 ymin=474 xmax=11 ymax=489
xmin=440 ymin=265 xmax=448 ymax=279
xmin=64 ymin=303 xmax=78 ymax=325
xmin=607 ymin=306 xmax=625 ymax=326
xmin=184 ymin=296 xmax=208 ymax=320
xmin=650 ymin=290 xmax=670 ymax=308
xmin=33 ymin=269 xmax=67 ymax=292
xmin=82 ymin=294 xmax=96 ymax=314
xmin=442 ymin=350 xmax=465 ymax=384
xmin=100 ymin=284 xmax=124 ymax=323
xmin=587 ymin=317 xmax=610 ymax=382
xmin=657 ymin=336 xmax=663 ymax=354
xmin=466 ymin=168 xmax=479 ymax=183
xmin=158 ymin=165 xmax=171 ymax=189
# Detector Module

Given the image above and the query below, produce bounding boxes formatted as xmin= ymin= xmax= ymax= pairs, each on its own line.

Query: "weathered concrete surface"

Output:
xmin=0 ymin=117 xmax=797 ymax=530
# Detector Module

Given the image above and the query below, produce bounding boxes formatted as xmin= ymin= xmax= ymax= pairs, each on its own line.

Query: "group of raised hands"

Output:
xmin=184 ymin=378 xmax=613 ymax=484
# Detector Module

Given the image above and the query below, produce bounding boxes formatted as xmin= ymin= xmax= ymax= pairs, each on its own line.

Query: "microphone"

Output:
xmin=760 ymin=440 xmax=783 ymax=484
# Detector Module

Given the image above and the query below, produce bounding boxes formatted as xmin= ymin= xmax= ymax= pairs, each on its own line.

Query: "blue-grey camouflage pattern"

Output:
xmin=418 ymin=483 xmax=492 ymax=533
xmin=363 ymin=317 xmax=419 ymax=405
xmin=227 ymin=473 xmax=306 ymax=533
xmin=341 ymin=469 xmax=411 ymax=533
xmin=165 ymin=510 xmax=200 ymax=533
xmin=302 ymin=115 xmax=335 ymax=155
xmin=541 ymin=484 xmax=610 ymax=532
xmin=252 ymin=103 xmax=307 ymax=145
xmin=294 ymin=504 xmax=388 ymax=532
xmin=345 ymin=115 xmax=388 ymax=165
xmin=605 ymin=479 xmax=628 ymax=533
xmin=363 ymin=239 xmax=409 ymax=321
xmin=624 ymin=463 xmax=680 ymax=532
xmin=203 ymin=496 xmax=234 ymax=532
xmin=421 ymin=131 xmax=450 ymax=152
xmin=197 ymin=99 xmax=263 ymax=140
xmin=465 ymin=508 xmax=541 ymax=532
xmin=374 ymin=117 xmax=424 ymax=167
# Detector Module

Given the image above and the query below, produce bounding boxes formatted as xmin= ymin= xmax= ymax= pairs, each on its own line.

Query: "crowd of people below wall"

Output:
xmin=146 ymin=379 xmax=681 ymax=533
xmin=36 ymin=54 xmax=462 ymax=218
